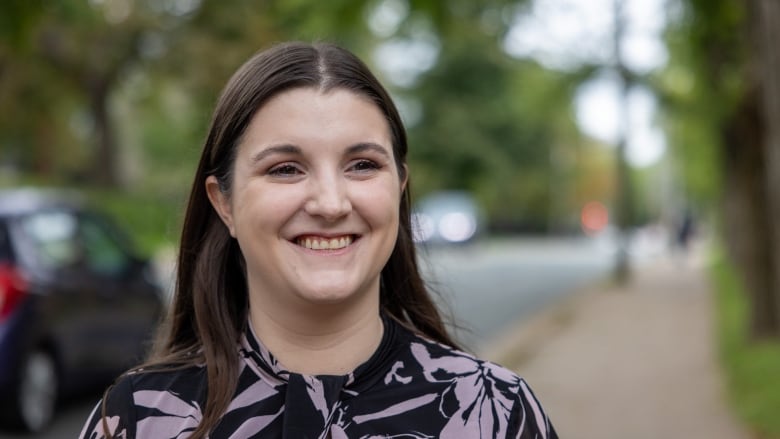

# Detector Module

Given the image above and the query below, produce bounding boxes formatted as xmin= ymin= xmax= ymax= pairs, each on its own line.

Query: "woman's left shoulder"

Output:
xmin=405 ymin=335 xmax=558 ymax=438
xmin=407 ymin=334 xmax=525 ymax=387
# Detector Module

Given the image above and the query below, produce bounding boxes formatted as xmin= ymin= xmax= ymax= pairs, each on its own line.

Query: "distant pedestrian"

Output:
xmin=676 ymin=209 xmax=695 ymax=252
xmin=79 ymin=41 xmax=557 ymax=439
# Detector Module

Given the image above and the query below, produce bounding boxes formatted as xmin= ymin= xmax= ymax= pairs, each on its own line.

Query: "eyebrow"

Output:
xmin=346 ymin=142 xmax=392 ymax=159
xmin=250 ymin=144 xmax=302 ymax=164
xmin=250 ymin=142 xmax=391 ymax=164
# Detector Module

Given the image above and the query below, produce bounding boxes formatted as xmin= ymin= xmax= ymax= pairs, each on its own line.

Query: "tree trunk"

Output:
xmin=612 ymin=0 xmax=633 ymax=283
xmin=37 ymin=26 xmax=133 ymax=188
xmin=722 ymin=87 xmax=779 ymax=339
xmin=752 ymin=0 xmax=780 ymax=338
xmin=88 ymin=78 xmax=119 ymax=187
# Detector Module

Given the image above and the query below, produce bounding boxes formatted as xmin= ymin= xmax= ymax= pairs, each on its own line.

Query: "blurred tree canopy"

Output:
xmin=408 ymin=35 xmax=586 ymax=231
xmin=1 ymin=0 xmax=605 ymax=234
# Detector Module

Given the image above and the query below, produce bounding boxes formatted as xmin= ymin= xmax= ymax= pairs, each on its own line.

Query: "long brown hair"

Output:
xmin=106 ymin=41 xmax=458 ymax=438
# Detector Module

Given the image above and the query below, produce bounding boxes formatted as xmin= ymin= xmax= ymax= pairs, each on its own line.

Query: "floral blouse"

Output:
xmin=80 ymin=315 xmax=557 ymax=438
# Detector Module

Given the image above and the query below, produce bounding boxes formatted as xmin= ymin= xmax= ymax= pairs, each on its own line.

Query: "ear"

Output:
xmin=400 ymin=163 xmax=409 ymax=193
xmin=205 ymin=175 xmax=236 ymax=237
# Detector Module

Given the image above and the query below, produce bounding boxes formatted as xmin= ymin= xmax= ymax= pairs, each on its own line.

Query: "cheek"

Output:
xmin=354 ymin=185 xmax=402 ymax=228
xmin=232 ymin=185 xmax=300 ymax=231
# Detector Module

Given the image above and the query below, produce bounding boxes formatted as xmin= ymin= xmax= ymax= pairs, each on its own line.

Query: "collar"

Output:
xmin=238 ymin=313 xmax=407 ymax=394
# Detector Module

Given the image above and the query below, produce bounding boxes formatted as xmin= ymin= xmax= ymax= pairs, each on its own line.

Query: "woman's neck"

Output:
xmin=248 ymin=300 xmax=384 ymax=376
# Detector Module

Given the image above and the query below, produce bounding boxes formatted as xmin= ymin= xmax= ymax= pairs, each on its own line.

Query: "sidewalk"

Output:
xmin=482 ymin=248 xmax=753 ymax=439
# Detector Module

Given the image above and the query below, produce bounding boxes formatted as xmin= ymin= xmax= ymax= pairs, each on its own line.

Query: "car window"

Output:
xmin=21 ymin=211 xmax=82 ymax=270
xmin=78 ymin=215 xmax=130 ymax=276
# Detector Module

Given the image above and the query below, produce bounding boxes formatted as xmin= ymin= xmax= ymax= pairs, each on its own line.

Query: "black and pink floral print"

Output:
xmin=80 ymin=315 xmax=557 ymax=438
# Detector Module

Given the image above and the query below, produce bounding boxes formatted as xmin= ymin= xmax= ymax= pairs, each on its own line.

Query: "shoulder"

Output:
xmin=79 ymin=376 xmax=136 ymax=439
xmin=79 ymin=364 xmax=208 ymax=439
xmin=401 ymin=334 xmax=558 ymax=438
xmin=405 ymin=333 xmax=525 ymax=388
xmin=123 ymin=363 xmax=208 ymax=393
xmin=119 ymin=364 xmax=209 ymax=416
xmin=88 ymin=363 xmax=209 ymax=407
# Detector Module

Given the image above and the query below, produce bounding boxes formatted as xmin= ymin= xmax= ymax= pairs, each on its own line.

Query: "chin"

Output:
xmin=297 ymin=283 xmax=374 ymax=306
xmin=300 ymin=289 xmax=355 ymax=304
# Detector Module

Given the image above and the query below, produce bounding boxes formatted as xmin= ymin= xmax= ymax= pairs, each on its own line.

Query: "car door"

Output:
xmin=17 ymin=209 xmax=162 ymax=385
xmin=74 ymin=212 xmax=163 ymax=374
xmin=15 ymin=209 xmax=105 ymax=380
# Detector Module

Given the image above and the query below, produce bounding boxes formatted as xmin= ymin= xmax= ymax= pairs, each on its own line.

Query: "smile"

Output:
xmin=295 ymin=235 xmax=355 ymax=250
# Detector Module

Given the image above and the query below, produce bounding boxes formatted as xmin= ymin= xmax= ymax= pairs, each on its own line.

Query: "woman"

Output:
xmin=80 ymin=41 xmax=557 ymax=439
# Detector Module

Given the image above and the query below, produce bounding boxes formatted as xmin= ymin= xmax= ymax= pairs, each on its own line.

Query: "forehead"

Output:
xmin=237 ymin=87 xmax=392 ymax=153
xmin=262 ymin=87 xmax=384 ymax=126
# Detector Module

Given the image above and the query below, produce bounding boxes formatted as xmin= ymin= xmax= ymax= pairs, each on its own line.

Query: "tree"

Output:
xmin=1 ymin=0 xmax=191 ymax=187
xmin=664 ymin=0 xmax=780 ymax=338
xmin=381 ymin=1 xmax=587 ymax=232
xmin=611 ymin=0 xmax=636 ymax=283
xmin=4 ymin=0 xmax=591 ymax=236
xmin=748 ymin=0 xmax=780 ymax=337
xmin=1 ymin=0 xmax=377 ymax=188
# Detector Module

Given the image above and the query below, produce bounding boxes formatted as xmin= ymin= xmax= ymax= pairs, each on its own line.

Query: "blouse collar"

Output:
xmin=238 ymin=313 xmax=407 ymax=393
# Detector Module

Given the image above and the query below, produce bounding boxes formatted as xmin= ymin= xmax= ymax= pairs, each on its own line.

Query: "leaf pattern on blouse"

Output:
xmin=305 ymin=375 xmax=331 ymax=422
xmin=409 ymin=342 xmax=518 ymax=438
xmin=385 ymin=361 xmax=413 ymax=385
xmin=228 ymin=376 xmax=279 ymax=412
xmin=80 ymin=410 xmax=125 ymax=439
xmin=79 ymin=315 xmax=557 ymax=439
xmin=351 ymin=393 xmax=438 ymax=424
xmin=230 ymin=406 xmax=284 ymax=437
xmin=135 ymin=390 xmax=203 ymax=438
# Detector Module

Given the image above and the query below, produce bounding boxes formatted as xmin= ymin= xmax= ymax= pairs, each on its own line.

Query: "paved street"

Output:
xmin=419 ymin=236 xmax=614 ymax=351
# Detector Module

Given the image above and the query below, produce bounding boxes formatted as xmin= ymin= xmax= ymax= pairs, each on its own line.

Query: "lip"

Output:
xmin=293 ymin=232 xmax=359 ymax=240
xmin=290 ymin=233 xmax=361 ymax=252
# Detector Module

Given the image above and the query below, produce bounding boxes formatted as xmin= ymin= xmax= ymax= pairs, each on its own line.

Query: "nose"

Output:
xmin=304 ymin=173 xmax=352 ymax=221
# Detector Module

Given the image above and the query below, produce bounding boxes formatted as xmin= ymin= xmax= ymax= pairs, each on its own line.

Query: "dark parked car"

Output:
xmin=0 ymin=188 xmax=164 ymax=433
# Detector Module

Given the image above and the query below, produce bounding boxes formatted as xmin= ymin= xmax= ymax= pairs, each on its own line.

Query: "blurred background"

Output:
xmin=1 ymin=0 xmax=779 ymax=437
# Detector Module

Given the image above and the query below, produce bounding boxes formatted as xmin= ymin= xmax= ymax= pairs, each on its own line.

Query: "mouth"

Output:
xmin=294 ymin=234 xmax=358 ymax=250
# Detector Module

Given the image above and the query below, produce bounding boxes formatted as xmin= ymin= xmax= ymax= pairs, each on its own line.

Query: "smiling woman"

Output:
xmin=79 ymin=41 xmax=558 ymax=439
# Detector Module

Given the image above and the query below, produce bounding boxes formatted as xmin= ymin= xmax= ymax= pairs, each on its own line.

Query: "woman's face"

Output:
xmin=207 ymin=87 xmax=406 ymax=311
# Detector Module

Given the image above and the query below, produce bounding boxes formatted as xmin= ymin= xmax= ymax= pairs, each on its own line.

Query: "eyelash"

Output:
xmin=265 ymin=159 xmax=382 ymax=178
xmin=267 ymin=163 xmax=302 ymax=177
xmin=349 ymin=159 xmax=381 ymax=172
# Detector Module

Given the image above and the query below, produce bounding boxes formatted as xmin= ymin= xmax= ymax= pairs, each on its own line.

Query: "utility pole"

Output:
xmin=612 ymin=0 xmax=634 ymax=283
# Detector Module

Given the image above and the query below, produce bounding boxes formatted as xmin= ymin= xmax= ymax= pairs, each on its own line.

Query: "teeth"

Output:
xmin=297 ymin=235 xmax=353 ymax=250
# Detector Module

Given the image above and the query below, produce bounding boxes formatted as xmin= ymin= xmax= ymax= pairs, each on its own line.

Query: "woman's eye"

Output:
xmin=349 ymin=160 xmax=380 ymax=172
xmin=268 ymin=164 xmax=301 ymax=177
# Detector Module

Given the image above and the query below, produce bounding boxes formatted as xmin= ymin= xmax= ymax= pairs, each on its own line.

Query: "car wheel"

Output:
xmin=17 ymin=349 xmax=58 ymax=433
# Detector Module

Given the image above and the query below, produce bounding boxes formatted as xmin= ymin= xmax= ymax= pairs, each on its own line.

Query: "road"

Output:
xmin=418 ymin=236 xmax=613 ymax=352
xmin=4 ymin=235 xmax=615 ymax=438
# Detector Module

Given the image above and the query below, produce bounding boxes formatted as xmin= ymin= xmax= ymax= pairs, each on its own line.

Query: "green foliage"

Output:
xmin=3 ymin=0 xmax=592 ymax=234
xmin=266 ymin=0 xmax=372 ymax=43
xmin=712 ymin=252 xmax=780 ymax=438
xmin=659 ymin=0 xmax=747 ymax=206
xmin=0 ymin=0 xmax=45 ymax=49
xmin=85 ymin=188 xmax=185 ymax=256
xmin=0 ymin=0 xmax=181 ymax=185
xmin=0 ymin=179 xmax=181 ymax=256
xmin=631 ymin=163 xmax=665 ymax=225
xmin=408 ymin=29 xmax=583 ymax=231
